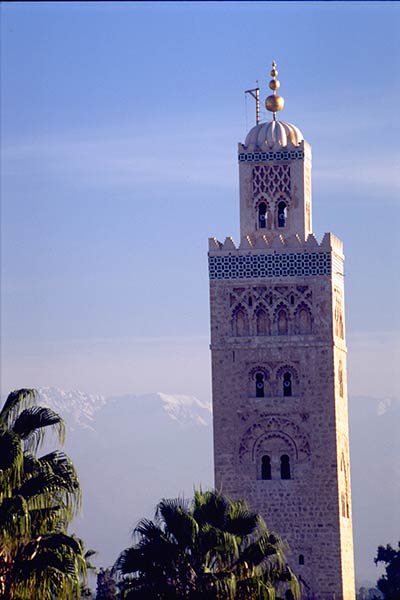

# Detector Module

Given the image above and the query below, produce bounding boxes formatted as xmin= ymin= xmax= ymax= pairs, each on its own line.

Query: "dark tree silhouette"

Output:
xmin=115 ymin=489 xmax=299 ymax=599
xmin=375 ymin=542 xmax=400 ymax=600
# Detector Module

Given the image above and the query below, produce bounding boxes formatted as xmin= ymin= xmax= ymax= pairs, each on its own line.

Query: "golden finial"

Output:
xmin=265 ymin=60 xmax=285 ymax=121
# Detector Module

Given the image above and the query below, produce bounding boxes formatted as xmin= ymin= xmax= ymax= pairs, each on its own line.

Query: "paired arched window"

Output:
xmin=255 ymin=373 xmax=265 ymax=397
xmin=277 ymin=201 xmax=287 ymax=228
xmin=280 ymin=454 xmax=291 ymax=479
xmin=283 ymin=372 xmax=292 ymax=397
xmin=261 ymin=455 xmax=271 ymax=480
xmin=258 ymin=202 xmax=267 ymax=229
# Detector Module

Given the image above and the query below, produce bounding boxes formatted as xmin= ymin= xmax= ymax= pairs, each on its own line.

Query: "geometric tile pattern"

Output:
xmin=209 ymin=252 xmax=332 ymax=280
xmin=238 ymin=150 xmax=304 ymax=162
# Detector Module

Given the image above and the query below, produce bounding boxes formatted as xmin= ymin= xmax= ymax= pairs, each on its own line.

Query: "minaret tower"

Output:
xmin=208 ymin=63 xmax=355 ymax=600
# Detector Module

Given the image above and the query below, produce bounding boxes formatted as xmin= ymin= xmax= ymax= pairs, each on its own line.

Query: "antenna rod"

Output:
xmin=245 ymin=81 xmax=260 ymax=125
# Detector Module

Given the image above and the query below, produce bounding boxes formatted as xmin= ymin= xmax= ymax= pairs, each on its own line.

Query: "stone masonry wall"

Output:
xmin=209 ymin=240 xmax=355 ymax=600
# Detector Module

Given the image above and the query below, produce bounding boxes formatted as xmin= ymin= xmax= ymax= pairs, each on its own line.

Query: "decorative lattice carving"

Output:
xmin=253 ymin=165 xmax=291 ymax=197
xmin=209 ymin=252 xmax=331 ymax=280
xmin=239 ymin=415 xmax=310 ymax=462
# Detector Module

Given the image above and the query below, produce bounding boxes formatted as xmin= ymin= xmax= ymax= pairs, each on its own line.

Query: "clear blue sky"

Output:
xmin=1 ymin=1 xmax=399 ymax=400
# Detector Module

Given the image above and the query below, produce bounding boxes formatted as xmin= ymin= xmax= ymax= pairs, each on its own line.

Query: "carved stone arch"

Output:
xmin=253 ymin=431 xmax=297 ymax=461
xmin=294 ymin=301 xmax=313 ymax=334
xmin=273 ymin=193 xmax=291 ymax=229
xmin=231 ymin=304 xmax=249 ymax=337
xmin=254 ymin=194 xmax=271 ymax=210
xmin=239 ymin=415 xmax=311 ymax=464
xmin=276 ymin=364 xmax=300 ymax=383
xmin=249 ymin=365 xmax=270 ymax=380
xmin=253 ymin=303 xmax=271 ymax=336
xmin=275 ymin=364 xmax=299 ymax=397
xmin=273 ymin=302 xmax=290 ymax=335
xmin=254 ymin=195 xmax=272 ymax=230
xmin=287 ymin=287 xmax=298 ymax=306
xmin=248 ymin=365 xmax=271 ymax=398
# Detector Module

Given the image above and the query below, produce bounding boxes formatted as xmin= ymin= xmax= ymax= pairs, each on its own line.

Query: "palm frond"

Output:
xmin=0 ymin=389 xmax=37 ymax=427
xmin=13 ymin=407 xmax=65 ymax=452
xmin=0 ymin=430 xmax=24 ymax=494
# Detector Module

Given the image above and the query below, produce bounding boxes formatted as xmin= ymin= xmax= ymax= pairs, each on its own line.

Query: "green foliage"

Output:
xmin=375 ymin=541 xmax=400 ymax=600
xmin=115 ymin=488 xmax=299 ymax=600
xmin=0 ymin=389 xmax=86 ymax=599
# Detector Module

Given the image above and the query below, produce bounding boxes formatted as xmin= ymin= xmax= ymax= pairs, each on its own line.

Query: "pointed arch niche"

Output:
xmin=232 ymin=305 xmax=249 ymax=337
xmin=274 ymin=304 xmax=289 ymax=335
xmin=255 ymin=306 xmax=271 ymax=336
xmin=295 ymin=303 xmax=312 ymax=334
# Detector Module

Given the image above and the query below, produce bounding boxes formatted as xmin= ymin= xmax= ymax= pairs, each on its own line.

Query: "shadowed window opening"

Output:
xmin=280 ymin=454 xmax=291 ymax=479
xmin=255 ymin=373 xmax=265 ymax=397
xmin=248 ymin=296 xmax=253 ymax=307
xmin=283 ymin=372 xmax=292 ymax=397
xmin=258 ymin=202 xmax=267 ymax=229
xmin=261 ymin=455 xmax=271 ymax=480
xmin=299 ymin=554 xmax=305 ymax=565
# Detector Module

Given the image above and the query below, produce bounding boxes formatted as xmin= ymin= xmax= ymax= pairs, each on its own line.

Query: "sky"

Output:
xmin=1 ymin=1 xmax=400 ymax=404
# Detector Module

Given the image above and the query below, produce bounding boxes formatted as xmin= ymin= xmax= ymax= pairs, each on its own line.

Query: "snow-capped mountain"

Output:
xmin=37 ymin=387 xmax=212 ymax=430
xmin=38 ymin=387 xmax=106 ymax=430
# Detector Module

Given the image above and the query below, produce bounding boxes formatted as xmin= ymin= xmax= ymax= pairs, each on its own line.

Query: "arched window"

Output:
xmin=256 ymin=308 xmax=270 ymax=336
xmin=261 ymin=455 xmax=271 ymax=480
xmin=280 ymin=454 xmax=291 ymax=479
xmin=258 ymin=202 xmax=267 ymax=229
xmin=277 ymin=201 xmax=287 ymax=228
xmin=277 ymin=308 xmax=288 ymax=335
xmin=283 ymin=372 xmax=292 ymax=397
xmin=299 ymin=554 xmax=305 ymax=565
xmin=248 ymin=296 xmax=253 ymax=307
xmin=255 ymin=373 xmax=265 ymax=397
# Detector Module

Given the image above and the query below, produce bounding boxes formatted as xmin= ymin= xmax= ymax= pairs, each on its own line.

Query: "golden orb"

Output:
xmin=269 ymin=79 xmax=280 ymax=91
xmin=270 ymin=67 xmax=278 ymax=77
xmin=265 ymin=94 xmax=284 ymax=112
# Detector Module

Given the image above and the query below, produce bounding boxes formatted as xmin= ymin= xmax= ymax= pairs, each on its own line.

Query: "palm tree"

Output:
xmin=115 ymin=489 xmax=299 ymax=600
xmin=0 ymin=389 xmax=86 ymax=600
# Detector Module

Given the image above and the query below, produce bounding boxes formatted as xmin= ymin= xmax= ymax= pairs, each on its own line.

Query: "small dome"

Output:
xmin=244 ymin=120 xmax=304 ymax=151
